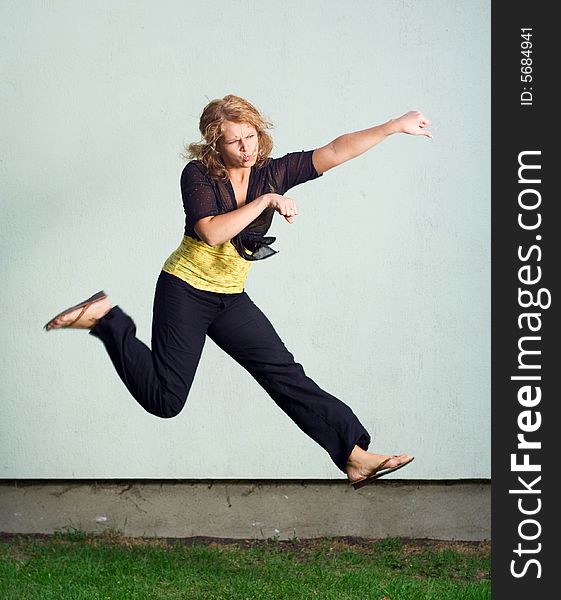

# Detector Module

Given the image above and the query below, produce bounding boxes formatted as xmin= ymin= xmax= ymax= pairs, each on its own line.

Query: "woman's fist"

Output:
xmin=267 ymin=193 xmax=299 ymax=224
xmin=394 ymin=110 xmax=433 ymax=138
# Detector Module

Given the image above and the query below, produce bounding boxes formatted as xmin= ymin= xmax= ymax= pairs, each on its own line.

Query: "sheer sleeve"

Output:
xmin=268 ymin=150 xmax=322 ymax=194
xmin=180 ymin=161 xmax=220 ymax=232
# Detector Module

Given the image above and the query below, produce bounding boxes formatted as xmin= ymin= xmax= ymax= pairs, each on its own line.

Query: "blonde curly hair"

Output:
xmin=183 ymin=94 xmax=274 ymax=181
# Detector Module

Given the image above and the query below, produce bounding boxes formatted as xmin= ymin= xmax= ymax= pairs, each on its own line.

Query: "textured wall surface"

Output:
xmin=1 ymin=1 xmax=490 ymax=479
xmin=0 ymin=480 xmax=491 ymax=541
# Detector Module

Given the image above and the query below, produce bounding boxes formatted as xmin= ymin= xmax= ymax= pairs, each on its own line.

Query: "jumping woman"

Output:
xmin=44 ymin=95 xmax=432 ymax=489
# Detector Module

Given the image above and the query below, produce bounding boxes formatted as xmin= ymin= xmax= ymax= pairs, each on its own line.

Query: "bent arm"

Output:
xmin=196 ymin=193 xmax=299 ymax=246
xmin=312 ymin=110 xmax=432 ymax=175
xmin=194 ymin=195 xmax=270 ymax=246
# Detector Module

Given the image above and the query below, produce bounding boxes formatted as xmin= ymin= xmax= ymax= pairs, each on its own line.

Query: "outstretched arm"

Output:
xmin=312 ymin=111 xmax=432 ymax=176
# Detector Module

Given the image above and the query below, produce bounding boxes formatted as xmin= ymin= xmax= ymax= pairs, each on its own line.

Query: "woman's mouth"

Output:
xmin=242 ymin=154 xmax=255 ymax=162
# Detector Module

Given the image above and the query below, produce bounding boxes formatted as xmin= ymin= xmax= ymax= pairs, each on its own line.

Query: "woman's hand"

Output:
xmin=391 ymin=110 xmax=433 ymax=138
xmin=266 ymin=193 xmax=299 ymax=224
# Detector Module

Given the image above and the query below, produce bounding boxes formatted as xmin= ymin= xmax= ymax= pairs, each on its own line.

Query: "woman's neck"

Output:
xmin=227 ymin=167 xmax=251 ymax=186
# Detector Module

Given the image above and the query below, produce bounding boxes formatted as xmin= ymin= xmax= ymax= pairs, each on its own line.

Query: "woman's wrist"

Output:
xmin=382 ymin=118 xmax=401 ymax=136
xmin=258 ymin=193 xmax=272 ymax=209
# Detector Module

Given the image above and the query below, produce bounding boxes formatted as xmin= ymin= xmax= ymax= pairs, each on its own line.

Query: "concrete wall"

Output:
xmin=1 ymin=1 xmax=490 ymax=480
xmin=0 ymin=481 xmax=490 ymax=541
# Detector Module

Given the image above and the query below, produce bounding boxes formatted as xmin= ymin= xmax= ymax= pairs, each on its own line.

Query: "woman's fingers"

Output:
xmin=268 ymin=193 xmax=299 ymax=223
xmin=420 ymin=126 xmax=433 ymax=139
xmin=272 ymin=195 xmax=299 ymax=220
xmin=418 ymin=114 xmax=433 ymax=138
xmin=397 ymin=110 xmax=434 ymax=138
xmin=284 ymin=207 xmax=298 ymax=220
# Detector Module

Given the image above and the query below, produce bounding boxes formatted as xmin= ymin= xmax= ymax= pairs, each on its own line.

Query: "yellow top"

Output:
xmin=162 ymin=235 xmax=252 ymax=293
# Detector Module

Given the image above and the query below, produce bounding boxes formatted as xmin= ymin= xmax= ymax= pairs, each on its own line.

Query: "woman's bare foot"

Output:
xmin=346 ymin=445 xmax=414 ymax=484
xmin=45 ymin=296 xmax=113 ymax=331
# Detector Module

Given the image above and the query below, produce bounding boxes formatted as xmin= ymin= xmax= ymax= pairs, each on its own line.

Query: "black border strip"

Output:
xmin=492 ymin=3 xmax=556 ymax=596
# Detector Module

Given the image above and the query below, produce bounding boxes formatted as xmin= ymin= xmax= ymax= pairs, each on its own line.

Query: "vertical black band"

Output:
xmin=492 ymin=3 xmax=556 ymax=596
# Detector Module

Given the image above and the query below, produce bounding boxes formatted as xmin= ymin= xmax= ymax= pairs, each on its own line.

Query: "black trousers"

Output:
xmin=89 ymin=270 xmax=370 ymax=472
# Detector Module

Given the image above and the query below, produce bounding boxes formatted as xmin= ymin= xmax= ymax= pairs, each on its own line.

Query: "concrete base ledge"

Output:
xmin=0 ymin=480 xmax=490 ymax=541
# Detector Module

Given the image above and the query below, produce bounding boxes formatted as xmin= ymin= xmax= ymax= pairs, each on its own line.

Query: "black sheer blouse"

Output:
xmin=180 ymin=150 xmax=322 ymax=261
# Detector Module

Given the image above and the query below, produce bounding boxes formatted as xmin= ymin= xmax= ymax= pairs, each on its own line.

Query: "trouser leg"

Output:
xmin=207 ymin=292 xmax=371 ymax=472
xmin=89 ymin=271 xmax=219 ymax=418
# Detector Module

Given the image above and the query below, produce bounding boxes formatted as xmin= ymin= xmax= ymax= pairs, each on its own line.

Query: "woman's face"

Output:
xmin=217 ymin=121 xmax=259 ymax=170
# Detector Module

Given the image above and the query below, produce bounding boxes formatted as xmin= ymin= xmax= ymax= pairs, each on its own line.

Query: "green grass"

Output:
xmin=0 ymin=532 xmax=490 ymax=599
